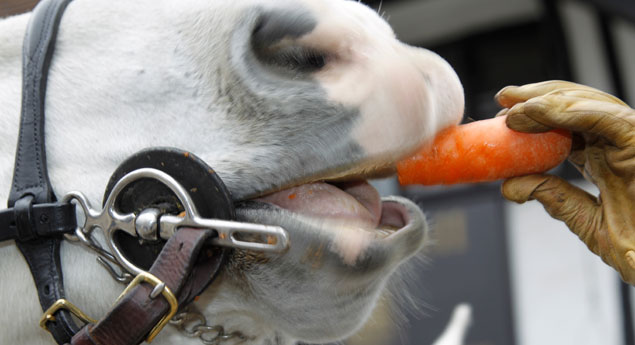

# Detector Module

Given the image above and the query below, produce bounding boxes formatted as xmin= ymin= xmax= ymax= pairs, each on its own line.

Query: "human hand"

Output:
xmin=495 ymin=80 xmax=635 ymax=285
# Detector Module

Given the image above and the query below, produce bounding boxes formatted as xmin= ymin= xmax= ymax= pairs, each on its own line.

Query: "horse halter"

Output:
xmin=0 ymin=0 xmax=289 ymax=344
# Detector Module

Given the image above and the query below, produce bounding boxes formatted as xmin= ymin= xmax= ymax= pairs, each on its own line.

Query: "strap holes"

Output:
xmin=43 ymin=284 xmax=51 ymax=296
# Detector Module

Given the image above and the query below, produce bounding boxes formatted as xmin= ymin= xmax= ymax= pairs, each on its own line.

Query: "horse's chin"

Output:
xmin=230 ymin=188 xmax=426 ymax=340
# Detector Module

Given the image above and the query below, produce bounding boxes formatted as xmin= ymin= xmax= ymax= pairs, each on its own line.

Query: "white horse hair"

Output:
xmin=0 ymin=0 xmax=468 ymax=344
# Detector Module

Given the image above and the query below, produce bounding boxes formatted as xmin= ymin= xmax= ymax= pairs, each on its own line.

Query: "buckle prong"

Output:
xmin=150 ymin=282 xmax=166 ymax=299
xmin=117 ymin=272 xmax=178 ymax=343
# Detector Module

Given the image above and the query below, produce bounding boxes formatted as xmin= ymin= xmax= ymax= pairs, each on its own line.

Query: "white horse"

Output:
xmin=0 ymin=0 xmax=468 ymax=344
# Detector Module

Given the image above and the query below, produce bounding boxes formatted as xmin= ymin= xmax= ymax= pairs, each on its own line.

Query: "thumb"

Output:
xmin=502 ymin=174 xmax=602 ymax=253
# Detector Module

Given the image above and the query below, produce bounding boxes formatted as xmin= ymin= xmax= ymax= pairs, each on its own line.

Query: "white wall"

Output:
xmin=505 ymin=180 xmax=623 ymax=345
xmin=383 ymin=0 xmax=541 ymax=45
xmin=614 ymin=17 xmax=635 ymax=106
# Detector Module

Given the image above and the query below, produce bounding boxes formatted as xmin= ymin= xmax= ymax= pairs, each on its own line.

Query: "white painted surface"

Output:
xmin=558 ymin=0 xmax=614 ymax=93
xmin=505 ymin=180 xmax=623 ymax=345
xmin=613 ymin=18 xmax=635 ymax=105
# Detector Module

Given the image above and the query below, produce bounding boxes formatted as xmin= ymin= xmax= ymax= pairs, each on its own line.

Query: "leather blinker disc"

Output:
xmin=103 ymin=147 xmax=232 ymax=272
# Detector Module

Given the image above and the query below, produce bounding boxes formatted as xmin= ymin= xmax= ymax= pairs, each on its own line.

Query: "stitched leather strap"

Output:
xmin=66 ymin=228 xmax=225 ymax=345
xmin=8 ymin=0 xmax=71 ymax=205
xmin=5 ymin=0 xmax=79 ymax=343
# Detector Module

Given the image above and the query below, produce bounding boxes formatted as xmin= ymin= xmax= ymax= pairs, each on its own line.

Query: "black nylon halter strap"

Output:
xmin=2 ymin=0 xmax=80 ymax=343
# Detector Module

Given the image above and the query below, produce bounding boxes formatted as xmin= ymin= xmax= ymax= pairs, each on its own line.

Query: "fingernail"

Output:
xmin=501 ymin=175 xmax=549 ymax=203
xmin=494 ymin=89 xmax=505 ymax=100
xmin=501 ymin=178 xmax=532 ymax=203
xmin=495 ymin=86 xmax=517 ymax=104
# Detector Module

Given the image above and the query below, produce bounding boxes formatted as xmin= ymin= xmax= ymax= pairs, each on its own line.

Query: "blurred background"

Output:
xmin=358 ymin=1 xmax=635 ymax=345
xmin=2 ymin=0 xmax=634 ymax=344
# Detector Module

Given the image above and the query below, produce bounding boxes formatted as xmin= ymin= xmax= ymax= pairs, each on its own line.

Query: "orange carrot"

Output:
xmin=397 ymin=115 xmax=572 ymax=185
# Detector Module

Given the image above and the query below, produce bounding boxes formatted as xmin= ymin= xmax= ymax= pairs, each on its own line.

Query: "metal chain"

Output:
xmin=170 ymin=308 xmax=249 ymax=345
xmin=67 ymin=226 xmax=247 ymax=344
xmin=64 ymin=192 xmax=253 ymax=344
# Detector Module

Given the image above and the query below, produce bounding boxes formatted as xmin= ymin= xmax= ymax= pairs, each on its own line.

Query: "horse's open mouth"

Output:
xmin=254 ymin=180 xmax=410 ymax=238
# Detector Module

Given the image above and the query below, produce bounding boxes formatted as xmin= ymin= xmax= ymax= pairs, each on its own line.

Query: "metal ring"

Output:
xmin=102 ymin=168 xmax=201 ymax=276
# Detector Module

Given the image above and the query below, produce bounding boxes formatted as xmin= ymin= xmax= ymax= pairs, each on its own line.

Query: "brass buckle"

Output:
xmin=117 ymin=272 xmax=178 ymax=343
xmin=39 ymin=299 xmax=97 ymax=331
xmin=39 ymin=273 xmax=177 ymax=342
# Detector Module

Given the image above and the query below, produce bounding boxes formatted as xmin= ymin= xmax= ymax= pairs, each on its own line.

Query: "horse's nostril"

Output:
xmin=258 ymin=46 xmax=328 ymax=73
xmin=251 ymin=7 xmax=327 ymax=74
xmin=252 ymin=8 xmax=317 ymax=48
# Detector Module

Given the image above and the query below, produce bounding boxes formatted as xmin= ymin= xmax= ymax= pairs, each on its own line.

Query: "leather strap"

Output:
xmin=5 ymin=1 xmax=230 ymax=344
xmin=66 ymin=228 xmax=225 ymax=345
xmin=9 ymin=0 xmax=71 ymax=205
xmin=0 ymin=201 xmax=76 ymax=242
xmin=5 ymin=0 xmax=79 ymax=343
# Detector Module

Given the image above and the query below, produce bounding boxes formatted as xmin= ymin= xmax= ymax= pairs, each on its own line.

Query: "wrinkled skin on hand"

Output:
xmin=495 ymin=80 xmax=635 ymax=285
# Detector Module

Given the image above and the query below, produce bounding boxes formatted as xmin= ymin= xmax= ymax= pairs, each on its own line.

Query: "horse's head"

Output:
xmin=2 ymin=0 xmax=463 ymax=343
xmin=187 ymin=1 xmax=463 ymax=342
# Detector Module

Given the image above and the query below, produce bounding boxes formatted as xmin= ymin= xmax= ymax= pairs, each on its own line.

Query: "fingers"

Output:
xmin=502 ymin=174 xmax=602 ymax=254
xmin=494 ymin=107 xmax=550 ymax=133
xmin=494 ymin=108 xmax=509 ymax=118
xmin=507 ymin=91 xmax=635 ymax=147
xmin=499 ymin=83 xmax=629 ymax=134
xmin=497 ymin=102 xmax=552 ymax=133
xmin=567 ymin=147 xmax=587 ymax=175
xmin=496 ymin=80 xmax=627 ymax=108
xmin=505 ymin=103 xmax=552 ymax=133
xmin=497 ymin=80 xmax=576 ymax=108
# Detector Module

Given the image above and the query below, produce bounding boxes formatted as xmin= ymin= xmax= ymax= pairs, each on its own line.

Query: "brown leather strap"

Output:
xmin=66 ymin=228 xmax=225 ymax=345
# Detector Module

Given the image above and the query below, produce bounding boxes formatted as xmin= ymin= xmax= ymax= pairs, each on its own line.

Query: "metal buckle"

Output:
xmin=116 ymin=272 xmax=178 ymax=343
xmin=39 ymin=299 xmax=97 ymax=331
xmin=39 ymin=273 xmax=177 ymax=342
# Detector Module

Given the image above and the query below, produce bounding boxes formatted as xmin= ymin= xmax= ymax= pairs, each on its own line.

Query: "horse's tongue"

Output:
xmin=256 ymin=181 xmax=382 ymax=228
